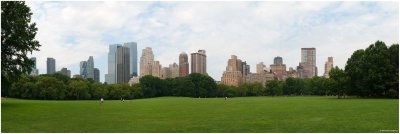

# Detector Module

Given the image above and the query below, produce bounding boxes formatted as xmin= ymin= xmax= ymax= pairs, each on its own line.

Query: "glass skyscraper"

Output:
xmin=47 ymin=57 xmax=56 ymax=74
xmin=123 ymin=42 xmax=138 ymax=77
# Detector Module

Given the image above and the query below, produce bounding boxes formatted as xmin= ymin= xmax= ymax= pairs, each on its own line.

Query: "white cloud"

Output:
xmin=26 ymin=1 xmax=399 ymax=82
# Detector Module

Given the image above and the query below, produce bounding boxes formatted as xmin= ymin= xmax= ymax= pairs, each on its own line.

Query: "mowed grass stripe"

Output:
xmin=1 ymin=96 xmax=398 ymax=132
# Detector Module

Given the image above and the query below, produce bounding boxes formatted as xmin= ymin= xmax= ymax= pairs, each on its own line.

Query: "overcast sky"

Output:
xmin=26 ymin=1 xmax=399 ymax=82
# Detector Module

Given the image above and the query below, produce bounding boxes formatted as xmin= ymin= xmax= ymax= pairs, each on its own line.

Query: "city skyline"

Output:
xmin=26 ymin=1 xmax=399 ymax=82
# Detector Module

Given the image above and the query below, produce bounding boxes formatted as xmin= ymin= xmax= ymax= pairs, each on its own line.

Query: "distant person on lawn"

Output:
xmin=100 ymin=98 xmax=104 ymax=105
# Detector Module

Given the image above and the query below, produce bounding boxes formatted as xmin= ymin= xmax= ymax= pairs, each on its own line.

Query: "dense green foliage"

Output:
xmin=1 ymin=1 xmax=41 ymax=96
xmin=2 ymin=97 xmax=398 ymax=132
xmin=344 ymin=41 xmax=398 ymax=98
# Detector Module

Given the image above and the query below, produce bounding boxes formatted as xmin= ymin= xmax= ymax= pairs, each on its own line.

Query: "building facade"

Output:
xmin=117 ymin=46 xmax=130 ymax=83
xmin=152 ymin=61 xmax=162 ymax=78
xmin=324 ymin=57 xmax=333 ymax=78
xmin=140 ymin=47 xmax=154 ymax=76
xmin=256 ymin=62 xmax=266 ymax=74
xmin=123 ymin=42 xmax=138 ymax=77
xmin=94 ymin=68 xmax=100 ymax=82
xmin=105 ymin=44 xmax=119 ymax=84
xmin=47 ymin=57 xmax=56 ymax=74
xmin=221 ymin=55 xmax=243 ymax=86
xmin=86 ymin=56 xmax=94 ymax=79
xmin=245 ymin=72 xmax=275 ymax=86
xmin=29 ymin=57 xmax=39 ymax=76
xmin=179 ymin=52 xmax=189 ymax=77
xmin=80 ymin=61 xmax=87 ymax=78
xmin=270 ymin=56 xmax=287 ymax=80
xmin=191 ymin=50 xmax=207 ymax=74
xmin=298 ymin=48 xmax=317 ymax=78
xmin=170 ymin=63 xmax=179 ymax=78
xmin=60 ymin=68 xmax=71 ymax=77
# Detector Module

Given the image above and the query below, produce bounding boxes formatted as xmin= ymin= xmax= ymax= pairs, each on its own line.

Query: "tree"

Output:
xmin=265 ymin=80 xmax=283 ymax=96
xmin=92 ymin=82 xmax=108 ymax=99
xmin=130 ymin=83 xmax=143 ymax=99
xmin=36 ymin=76 xmax=66 ymax=100
xmin=387 ymin=44 xmax=399 ymax=98
xmin=188 ymin=73 xmax=217 ymax=97
xmin=330 ymin=66 xmax=349 ymax=99
xmin=1 ymin=1 xmax=41 ymax=96
xmin=68 ymin=80 xmax=90 ymax=100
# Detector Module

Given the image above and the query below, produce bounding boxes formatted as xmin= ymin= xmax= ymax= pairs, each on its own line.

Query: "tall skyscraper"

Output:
xmin=270 ymin=56 xmax=287 ymax=80
xmin=105 ymin=44 xmax=120 ymax=84
xmin=221 ymin=55 xmax=243 ymax=86
xmin=29 ymin=57 xmax=39 ymax=76
xmin=123 ymin=42 xmax=138 ymax=77
xmin=191 ymin=50 xmax=207 ymax=74
xmin=80 ymin=61 xmax=87 ymax=78
xmin=324 ymin=57 xmax=333 ymax=78
xmin=256 ymin=62 xmax=266 ymax=74
xmin=299 ymin=48 xmax=317 ymax=78
xmin=94 ymin=68 xmax=100 ymax=82
xmin=140 ymin=47 xmax=154 ymax=76
xmin=86 ymin=56 xmax=94 ymax=79
xmin=117 ymin=46 xmax=130 ymax=83
xmin=179 ymin=52 xmax=189 ymax=77
xmin=47 ymin=57 xmax=56 ymax=74
xmin=60 ymin=68 xmax=71 ymax=77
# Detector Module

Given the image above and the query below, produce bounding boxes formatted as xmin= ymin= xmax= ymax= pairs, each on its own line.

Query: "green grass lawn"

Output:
xmin=1 ymin=96 xmax=398 ymax=132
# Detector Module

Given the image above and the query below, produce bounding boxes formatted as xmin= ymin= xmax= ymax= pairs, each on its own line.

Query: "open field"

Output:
xmin=1 ymin=96 xmax=398 ymax=132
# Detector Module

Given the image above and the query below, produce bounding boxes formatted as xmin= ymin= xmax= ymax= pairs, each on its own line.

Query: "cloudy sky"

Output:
xmin=26 ymin=1 xmax=399 ymax=82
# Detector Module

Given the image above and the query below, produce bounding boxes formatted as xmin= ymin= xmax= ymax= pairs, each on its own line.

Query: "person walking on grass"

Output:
xmin=100 ymin=98 xmax=104 ymax=106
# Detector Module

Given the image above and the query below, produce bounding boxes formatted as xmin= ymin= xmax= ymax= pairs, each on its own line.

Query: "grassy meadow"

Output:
xmin=1 ymin=96 xmax=398 ymax=132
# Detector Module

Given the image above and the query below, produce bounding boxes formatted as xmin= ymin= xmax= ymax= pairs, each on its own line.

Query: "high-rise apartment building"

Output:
xmin=47 ymin=57 xmax=56 ymax=74
xmin=256 ymin=62 xmax=266 ymax=74
xmin=179 ymin=52 xmax=189 ymax=77
xmin=152 ymin=61 xmax=162 ymax=78
xmin=60 ymin=67 xmax=71 ymax=77
xmin=169 ymin=63 xmax=179 ymax=78
xmin=221 ymin=55 xmax=243 ymax=86
xmin=117 ymin=46 xmax=130 ymax=83
xmin=324 ymin=57 xmax=333 ymax=78
xmin=29 ymin=57 xmax=39 ymax=76
xmin=270 ymin=56 xmax=287 ymax=80
xmin=123 ymin=42 xmax=138 ymax=77
xmin=161 ymin=67 xmax=171 ymax=79
xmin=298 ymin=48 xmax=317 ymax=78
xmin=140 ymin=47 xmax=154 ymax=76
xmin=191 ymin=50 xmax=207 ymax=74
xmin=94 ymin=68 xmax=100 ymax=82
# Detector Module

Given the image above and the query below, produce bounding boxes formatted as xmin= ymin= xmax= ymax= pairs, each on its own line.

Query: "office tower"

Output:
xmin=221 ymin=55 xmax=243 ymax=86
xmin=117 ymin=46 xmax=130 ymax=83
xmin=47 ymin=57 xmax=56 ymax=74
xmin=60 ymin=68 xmax=71 ymax=77
xmin=80 ymin=61 xmax=87 ymax=78
xmin=169 ymin=62 xmax=179 ymax=78
xmin=324 ymin=57 xmax=333 ymax=78
xmin=86 ymin=56 xmax=94 ymax=79
xmin=242 ymin=61 xmax=250 ymax=76
xmin=123 ymin=42 xmax=138 ymax=77
xmin=152 ymin=61 xmax=162 ymax=78
xmin=140 ymin=47 xmax=154 ymax=76
xmin=270 ymin=56 xmax=287 ymax=80
xmin=179 ymin=52 xmax=189 ymax=77
xmin=29 ymin=57 xmax=39 ymax=76
xmin=299 ymin=48 xmax=317 ymax=78
xmin=191 ymin=50 xmax=207 ymax=74
xmin=105 ymin=44 xmax=120 ymax=84
xmin=94 ymin=68 xmax=100 ymax=82
xmin=256 ymin=62 xmax=266 ymax=74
